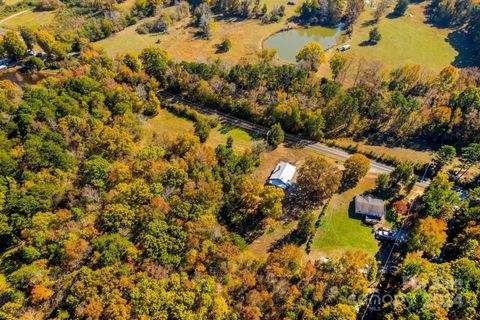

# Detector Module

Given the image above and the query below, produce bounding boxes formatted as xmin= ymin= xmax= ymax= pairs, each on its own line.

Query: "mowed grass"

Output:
xmin=143 ymin=108 xmax=255 ymax=152
xmin=343 ymin=3 xmax=457 ymax=74
xmin=97 ymin=0 xmax=297 ymax=62
xmin=308 ymin=174 xmax=379 ymax=260
xmin=0 ymin=10 xmax=56 ymax=30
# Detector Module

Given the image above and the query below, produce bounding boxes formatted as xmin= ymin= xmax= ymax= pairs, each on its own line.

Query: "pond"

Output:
xmin=0 ymin=67 xmax=54 ymax=86
xmin=264 ymin=24 xmax=344 ymax=63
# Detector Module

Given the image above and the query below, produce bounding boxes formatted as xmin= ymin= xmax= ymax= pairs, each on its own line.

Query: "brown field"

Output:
xmin=97 ymin=0 xmax=297 ymax=63
xmin=327 ymin=137 xmax=433 ymax=163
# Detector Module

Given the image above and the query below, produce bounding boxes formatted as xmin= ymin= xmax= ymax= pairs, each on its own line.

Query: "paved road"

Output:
xmin=160 ymin=91 xmax=402 ymax=174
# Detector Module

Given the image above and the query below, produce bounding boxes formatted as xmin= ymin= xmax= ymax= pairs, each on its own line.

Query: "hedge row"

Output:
xmin=305 ymin=199 xmax=330 ymax=254
xmin=162 ymin=101 xmax=219 ymax=128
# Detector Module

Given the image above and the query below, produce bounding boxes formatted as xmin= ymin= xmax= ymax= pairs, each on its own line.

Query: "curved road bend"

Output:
xmin=159 ymin=91 xmax=428 ymax=184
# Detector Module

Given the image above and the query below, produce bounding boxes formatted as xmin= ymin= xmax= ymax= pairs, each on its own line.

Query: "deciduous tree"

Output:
xmin=407 ymin=216 xmax=447 ymax=257
xmin=297 ymin=156 xmax=341 ymax=202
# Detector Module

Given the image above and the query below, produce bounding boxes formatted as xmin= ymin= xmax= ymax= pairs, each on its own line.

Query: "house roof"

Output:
xmin=355 ymin=195 xmax=385 ymax=218
xmin=269 ymin=161 xmax=296 ymax=184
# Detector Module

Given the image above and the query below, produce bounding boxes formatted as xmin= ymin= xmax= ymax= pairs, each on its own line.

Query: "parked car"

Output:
xmin=375 ymin=227 xmax=394 ymax=241
xmin=340 ymin=44 xmax=351 ymax=51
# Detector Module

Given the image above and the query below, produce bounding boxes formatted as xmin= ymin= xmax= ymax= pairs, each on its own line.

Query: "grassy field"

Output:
xmin=143 ymin=108 xmax=255 ymax=152
xmin=327 ymin=137 xmax=433 ymax=163
xmin=97 ymin=0 xmax=297 ymax=62
xmin=342 ymin=3 xmax=457 ymax=74
xmin=307 ymin=173 xmax=379 ymax=260
xmin=248 ymin=220 xmax=298 ymax=259
xmin=4 ymin=0 xmax=24 ymax=5
xmin=0 ymin=9 xmax=56 ymax=30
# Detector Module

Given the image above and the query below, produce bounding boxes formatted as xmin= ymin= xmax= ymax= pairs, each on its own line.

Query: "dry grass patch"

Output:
xmin=327 ymin=137 xmax=433 ymax=163
xmin=98 ymin=0 xmax=297 ymax=63
xmin=0 ymin=10 xmax=56 ymax=30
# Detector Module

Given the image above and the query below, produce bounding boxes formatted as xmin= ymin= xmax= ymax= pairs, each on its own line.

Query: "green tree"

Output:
xmin=139 ymin=46 xmax=169 ymax=87
xmin=433 ymin=145 xmax=456 ymax=173
xmin=217 ymin=38 xmax=232 ymax=53
xmin=297 ymin=210 xmax=316 ymax=242
xmin=267 ymin=123 xmax=285 ymax=148
xmin=1 ymin=31 xmax=27 ymax=60
xmin=81 ymin=155 xmax=111 ymax=190
xmin=420 ymin=172 xmax=458 ymax=219
xmin=23 ymin=56 xmax=45 ymax=72
xmin=342 ymin=153 xmax=370 ymax=189
xmin=456 ymin=143 xmax=480 ymax=179
xmin=194 ymin=118 xmax=211 ymax=143
xmin=98 ymin=203 xmax=135 ymax=232
xmin=295 ymin=42 xmax=326 ymax=72
xmin=368 ymin=27 xmax=382 ymax=44
xmin=92 ymin=233 xmax=138 ymax=266
xmin=143 ymin=220 xmax=186 ymax=266
xmin=329 ymin=53 xmax=346 ymax=81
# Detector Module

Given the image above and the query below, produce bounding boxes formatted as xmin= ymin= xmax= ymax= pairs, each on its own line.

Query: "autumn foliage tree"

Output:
xmin=297 ymin=156 xmax=341 ymax=202
xmin=408 ymin=216 xmax=448 ymax=257
xmin=296 ymin=42 xmax=326 ymax=72
xmin=342 ymin=153 xmax=370 ymax=189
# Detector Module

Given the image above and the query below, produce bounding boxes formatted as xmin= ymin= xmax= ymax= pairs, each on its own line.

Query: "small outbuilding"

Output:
xmin=268 ymin=161 xmax=296 ymax=189
xmin=355 ymin=195 xmax=386 ymax=224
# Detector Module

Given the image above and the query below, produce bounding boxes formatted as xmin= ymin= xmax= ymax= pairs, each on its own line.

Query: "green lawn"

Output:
xmin=308 ymin=174 xmax=379 ymax=259
xmin=0 ymin=10 xmax=56 ymax=30
xmin=344 ymin=3 xmax=457 ymax=74
xmin=143 ymin=108 xmax=255 ymax=152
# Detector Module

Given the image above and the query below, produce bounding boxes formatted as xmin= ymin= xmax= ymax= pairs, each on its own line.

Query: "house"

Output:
xmin=355 ymin=195 xmax=386 ymax=224
xmin=268 ymin=161 xmax=296 ymax=189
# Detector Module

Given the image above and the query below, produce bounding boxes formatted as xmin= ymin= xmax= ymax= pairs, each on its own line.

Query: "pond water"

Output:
xmin=0 ymin=68 xmax=53 ymax=86
xmin=264 ymin=24 xmax=344 ymax=63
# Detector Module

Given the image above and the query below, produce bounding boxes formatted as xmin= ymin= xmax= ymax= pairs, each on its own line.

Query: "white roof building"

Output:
xmin=268 ymin=161 xmax=296 ymax=189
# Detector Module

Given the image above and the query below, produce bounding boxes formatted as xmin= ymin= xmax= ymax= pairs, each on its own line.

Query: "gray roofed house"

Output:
xmin=268 ymin=161 xmax=296 ymax=189
xmin=355 ymin=195 xmax=386 ymax=224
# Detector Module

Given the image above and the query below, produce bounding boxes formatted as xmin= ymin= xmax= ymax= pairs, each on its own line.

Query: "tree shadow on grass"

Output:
xmin=386 ymin=12 xmax=402 ymax=19
xmin=359 ymin=40 xmax=375 ymax=47
xmin=361 ymin=19 xmax=377 ymax=28
xmin=269 ymin=228 xmax=308 ymax=253
xmin=448 ymin=29 xmax=479 ymax=68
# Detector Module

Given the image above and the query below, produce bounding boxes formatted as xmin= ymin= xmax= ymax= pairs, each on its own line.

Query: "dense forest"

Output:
xmin=1 ymin=0 xmax=480 ymax=318
xmin=0 ymin=45 xmax=383 ymax=319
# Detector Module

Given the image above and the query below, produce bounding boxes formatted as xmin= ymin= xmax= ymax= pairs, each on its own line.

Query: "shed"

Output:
xmin=268 ymin=161 xmax=296 ymax=189
xmin=355 ymin=195 xmax=386 ymax=224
